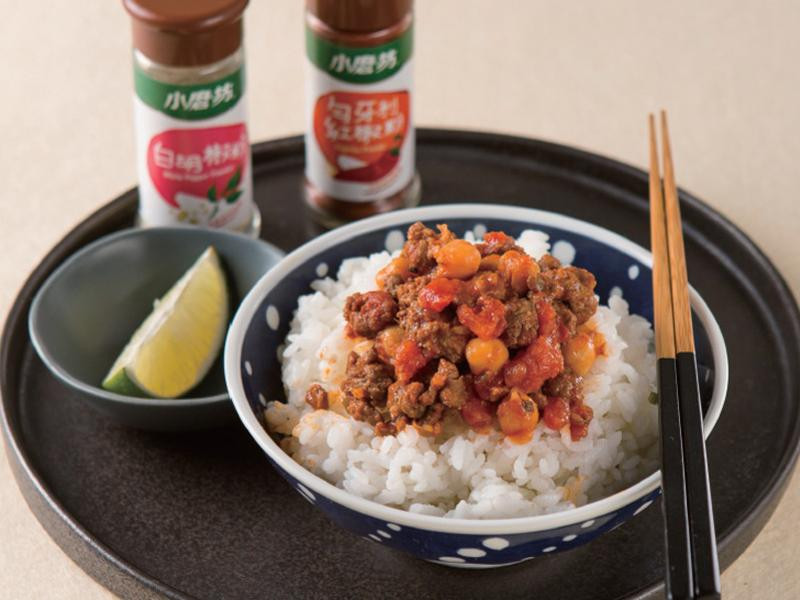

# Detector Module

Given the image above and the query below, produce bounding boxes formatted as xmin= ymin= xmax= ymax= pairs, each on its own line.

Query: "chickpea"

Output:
xmin=498 ymin=250 xmax=540 ymax=294
xmin=375 ymin=326 xmax=405 ymax=364
xmin=564 ymin=332 xmax=597 ymax=376
xmin=436 ymin=240 xmax=481 ymax=279
xmin=479 ymin=254 xmax=501 ymax=271
xmin=498 ymin=389 xmax=539 ymax=444
xmin=466 ymin=338 xmax=509 ymax=374
xmin=376 ymin=256 xmax=410 ymax=288
xmin=577 ymin=323 xmax=607 ymax=354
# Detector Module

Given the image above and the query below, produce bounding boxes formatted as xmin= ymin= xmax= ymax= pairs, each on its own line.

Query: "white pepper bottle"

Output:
xmin=123 ymin=0 xmax=260 ymax=236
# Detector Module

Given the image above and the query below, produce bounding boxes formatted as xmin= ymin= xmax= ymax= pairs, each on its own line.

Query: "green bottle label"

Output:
xmin=306 ymin=25 xmax=413 ymax=84
xmin=134 ymin=65 xmax=244 ymax=121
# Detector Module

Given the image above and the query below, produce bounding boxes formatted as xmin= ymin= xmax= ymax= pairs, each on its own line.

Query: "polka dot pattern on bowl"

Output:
xmin=457 ymin=548 xmax=487 ymax=558
xmin=482 ymin=537 xmax=510 ymax=550
xmin=551 ymin=240 xmax=576 ymax=265
xmin=438 ymin=556 xmax=465 ymax=563
xmin=384 ymin=230 xmax=405 ymax=253
xmin=265 ymin=305 xmax=280 ymax=331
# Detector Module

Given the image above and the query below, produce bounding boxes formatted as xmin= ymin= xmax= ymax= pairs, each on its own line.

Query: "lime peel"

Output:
xmin=102 ymin=246 xmax=228 ymax=398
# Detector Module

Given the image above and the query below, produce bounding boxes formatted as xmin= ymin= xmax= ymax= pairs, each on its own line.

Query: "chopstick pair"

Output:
xmin=649 ymin=112 xmax=721 ymax=600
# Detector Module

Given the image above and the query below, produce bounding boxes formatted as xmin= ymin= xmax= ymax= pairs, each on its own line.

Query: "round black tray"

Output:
xmin=3 ymin=130 xmax=799 ymax=600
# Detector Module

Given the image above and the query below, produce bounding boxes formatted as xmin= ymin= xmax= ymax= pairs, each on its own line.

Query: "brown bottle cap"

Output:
xmin=307 ymin=0 xmax=412 ymax=33
xmin=123 ymin=0 xmax=248 ymax=67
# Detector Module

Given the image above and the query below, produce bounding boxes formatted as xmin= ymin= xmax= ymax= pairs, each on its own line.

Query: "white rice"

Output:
xmin=265 ymin=230 xmax=658 ymax=519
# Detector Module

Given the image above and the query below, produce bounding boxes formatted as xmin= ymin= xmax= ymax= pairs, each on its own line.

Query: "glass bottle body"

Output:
xmin=303 ymin=9 xmax=420 ymax=226
xmin=132 ymin=47 xmax=260 ymax=237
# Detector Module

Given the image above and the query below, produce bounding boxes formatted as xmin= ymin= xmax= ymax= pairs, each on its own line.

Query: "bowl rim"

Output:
xmin=29 ymin=225 xmax=283 ymax=408
xmin=224 ymin=203 xmax=729 ymax=535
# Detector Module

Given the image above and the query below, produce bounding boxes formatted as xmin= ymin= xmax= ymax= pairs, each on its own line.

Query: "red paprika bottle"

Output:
xmin=304 ymin=0 xmax=420 ymax=225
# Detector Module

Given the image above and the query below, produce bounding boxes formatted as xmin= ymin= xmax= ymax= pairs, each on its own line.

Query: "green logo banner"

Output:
xmin=306 ymin=26 xmax=413 ymax=84
xmin=134 ymin=66 xmax=244 ymax=120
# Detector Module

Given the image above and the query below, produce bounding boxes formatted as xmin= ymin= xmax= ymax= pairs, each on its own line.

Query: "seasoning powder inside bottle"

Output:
xmin=305 ymin=0 xmax=420 ymax=224
xmin=123 ymin=0 xmax=260 ymax=236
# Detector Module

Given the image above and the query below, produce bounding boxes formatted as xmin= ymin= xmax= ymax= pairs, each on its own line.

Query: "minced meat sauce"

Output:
xmin=304 ymin=223 xmax=606 ymax=444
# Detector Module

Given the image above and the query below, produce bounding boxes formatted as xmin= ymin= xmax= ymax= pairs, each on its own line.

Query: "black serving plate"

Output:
xmin=2 ymin=130 xmax=799 ymax=600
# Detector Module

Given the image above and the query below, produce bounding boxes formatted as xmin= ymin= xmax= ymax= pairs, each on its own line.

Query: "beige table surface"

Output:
xmin=2 ymin=1 xmax=798 ymax=598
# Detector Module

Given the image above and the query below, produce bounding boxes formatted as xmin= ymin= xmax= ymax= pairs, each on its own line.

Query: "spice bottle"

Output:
xmin=305 ymin=0 xmax=420 ymax=225
xmin=123 ymin=0 xmax=260 ymax=236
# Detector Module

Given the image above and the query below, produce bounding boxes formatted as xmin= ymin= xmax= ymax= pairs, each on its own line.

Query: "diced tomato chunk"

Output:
xmin=536 ymin=300 xmax=558 ymax=338
xmin=457 ymin=297 xmax=507 ymax=339
xmin=394 ymin=339 xmax=428 ymax=382
xmin=472 ymin=370 xmax=506 ymax=402
xmin=497 ymin=389 xmax=539 ymax=444
xmin=542 ymin=397 xmax=570 ymax=431
xmin=503 ymin=335 xmax=564 ymax=393
xmin=482 ymin=231 xmax=516 ymax=254
xmin=461 ymin=397 xmax=495 ymax=433
xmin=418 ymin=277 xmax=462 ymax=312
xmin=569 ymin=403 xmax=593 ymax=441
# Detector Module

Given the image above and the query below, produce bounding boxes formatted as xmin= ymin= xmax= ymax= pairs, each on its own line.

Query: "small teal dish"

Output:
xmin=224 ymin=204 xmax=728 ymax=568
xmin=30 ymin=226 xmax=283 ymax=431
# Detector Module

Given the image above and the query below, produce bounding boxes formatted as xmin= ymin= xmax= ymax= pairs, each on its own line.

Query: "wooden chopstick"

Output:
xmin=660 ymin=111 xmax=721 ymax=599
xmin=650 ymin=114 xmax=694 ymax=600
xmin=660 ymin=111 xmax=693 ymax=354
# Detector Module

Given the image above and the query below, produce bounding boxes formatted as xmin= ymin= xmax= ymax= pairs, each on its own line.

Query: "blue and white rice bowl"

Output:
xmin=224 ymin=204 xmax=728 ymax=568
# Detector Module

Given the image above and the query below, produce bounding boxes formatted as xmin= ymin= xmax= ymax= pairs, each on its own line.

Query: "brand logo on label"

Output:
xmin=313 ymin=91 xmax=409 ymax=183
xmin=135 ymin=67 xmax=244 ymax=120
xmin=306 ymin=26 xmax=412 ymax=84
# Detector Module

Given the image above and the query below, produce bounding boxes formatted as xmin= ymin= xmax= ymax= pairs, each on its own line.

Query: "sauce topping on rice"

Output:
xmin=303 ymin=223 xmax=605 ymax=444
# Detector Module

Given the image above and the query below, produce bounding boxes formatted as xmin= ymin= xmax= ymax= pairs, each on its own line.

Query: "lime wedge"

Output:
xmin=102 ymin=246 xmax=229 ymax=398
